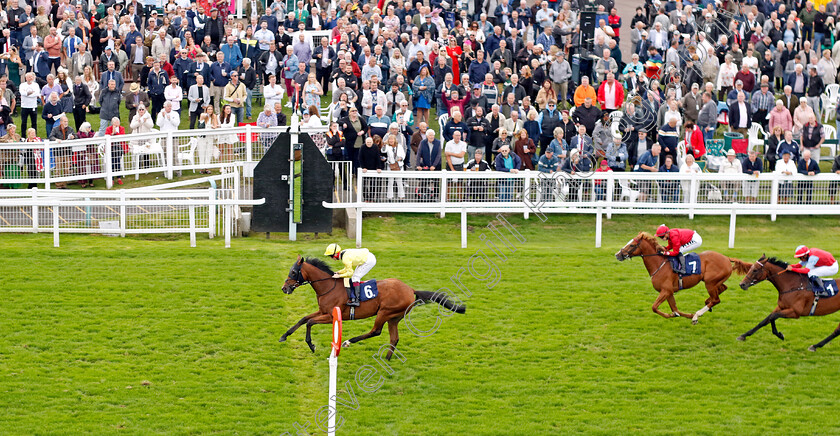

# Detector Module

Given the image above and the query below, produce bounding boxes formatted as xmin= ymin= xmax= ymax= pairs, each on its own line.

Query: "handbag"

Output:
xmin=389 ymin=162 xmax=400 ymax=171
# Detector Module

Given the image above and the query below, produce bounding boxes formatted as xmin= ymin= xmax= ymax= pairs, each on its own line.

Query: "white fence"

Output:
xmin=0 ymin=185 xmax=264 ymax=247
xmin=326 ymin=170 xmax=840 ymax=248
xmin=0 ymin=125 xmax=329 ymax=190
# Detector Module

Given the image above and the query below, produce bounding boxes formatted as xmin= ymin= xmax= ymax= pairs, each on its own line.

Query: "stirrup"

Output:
xmin=347 ymin=298 xmax=360 ymax=307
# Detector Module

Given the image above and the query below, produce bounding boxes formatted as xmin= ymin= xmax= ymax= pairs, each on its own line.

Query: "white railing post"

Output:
xmin=689 ymin=176 xmax=698 ymax=219
xmin=355 ymin=206 xmax=362 ymax=248
xmin=224 ymin=205 xmax=232 ymax=248
xmin=523 ymin=174 xmax=531 ymax=219
xmin=357 ymin=167 xmax=363 ymax=204
xmin=105 ymin=135 xmax=113 ymax=189
xmin=208 ymin=187 xmax=216 ymax=238
xmin=245 ymin=124 xmax=253 ymax=162
xmin=52 ymin=204 xmax=59 ymax=247
xmin=605 ymin=172 xmax=614 ymax=219
xmin=189 ymin=205 xmax=196 ymax=247
xmin=770 ymin=175 xmax=779 ymax=222
xmin=439 ymin=171 xmax=448 ymax=218
xmin=119 ymin=189 xmax=126 ymax=237
xmin=43 ymin=140 xmax=51 ymax=190
xmin=595 ymin=207 xmax=603 ymax=248
xmin=31 ymin=187 xmax=38 ymax=232
xmin=729 ymin=207 xmax=737 ymax=249
xmin=165 ymin=131 xmax=174 ymax=179
xmin=461 ymin=209 xmax=467 ymax=249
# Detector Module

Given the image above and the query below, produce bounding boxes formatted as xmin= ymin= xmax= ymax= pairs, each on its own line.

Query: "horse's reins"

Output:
xmin=750 ymin=259 xmax=807 ymax=295
xmin=625 ymin=239 xmax=668 ymax=278
xmin=287 ymin=265 xmax=340 ymax=297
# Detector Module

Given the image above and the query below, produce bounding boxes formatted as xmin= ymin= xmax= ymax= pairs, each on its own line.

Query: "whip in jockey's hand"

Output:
xmin=655 ymin=224 xmax=703 ymax=274
xmin=789 ymin=245 xmax=839 ymax=296
xmin=324 ymin=243 xmax=377 ymax=307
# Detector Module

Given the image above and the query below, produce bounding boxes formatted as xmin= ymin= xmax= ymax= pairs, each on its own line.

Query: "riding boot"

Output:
xmin=677 ymin=254 xmax=686 ymax=274
xmin=810 ymin=276 xmax=826 ymax=296
xmin=347 ymin=282 xmax=360 ymax=307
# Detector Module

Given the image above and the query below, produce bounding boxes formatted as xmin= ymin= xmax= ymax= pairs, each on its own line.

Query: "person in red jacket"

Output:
xmin=655 ymin=224 xmax=703 ymax=273
xmin=787 ymin=245 xmax=839 ymax=295
xmin=597 ymin=72 xmax=625 ymax=112
xmin=684 ymin=121 xmax=705 ymax=159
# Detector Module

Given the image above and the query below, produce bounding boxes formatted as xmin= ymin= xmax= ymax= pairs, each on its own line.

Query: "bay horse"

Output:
xmin=738 ymin=255 xmax=840 ymax=351
xmin=616 ymin=232 xmax=752 ymax=324
xmin=279 ymin=256 xmax=466 ymax=359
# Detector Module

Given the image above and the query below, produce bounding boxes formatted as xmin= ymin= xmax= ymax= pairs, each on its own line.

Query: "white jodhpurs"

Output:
xmin=679 ymin=232 xmax=703 ymax=254
xmin=351 ymin=254 xmax=377 ymax=283
xmin=808 ymin=261 xmax=839 ymax=278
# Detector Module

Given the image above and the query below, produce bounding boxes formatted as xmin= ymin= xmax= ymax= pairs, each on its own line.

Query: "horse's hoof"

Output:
xmin=308 ymin=343 xmax=316 ymax=353
xmin=278 ymin=336 xmax=286 ymax=343
xmin=341 ymin=340 xmax=351 ymax=348
xmin=736 ymin=335 xmax=746 ymax=341
xmin=691 ymin=318 xmax=699 ymax=325
xmin=776 ymin=332 xmax=785 ymax=341
xmin=808 ymin=345 xmax=817 ymax=352
xmin=672 ymin=312 xmax=680 ymax=318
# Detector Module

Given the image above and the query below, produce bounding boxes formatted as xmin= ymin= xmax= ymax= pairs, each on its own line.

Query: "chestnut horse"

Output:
xmin=279 ymin=256 xmax=465 ymax=359
xmin=738 ymin=255 xmax=840 ymax=351
xmin=616 ymin=232 xmax=752 ymax=324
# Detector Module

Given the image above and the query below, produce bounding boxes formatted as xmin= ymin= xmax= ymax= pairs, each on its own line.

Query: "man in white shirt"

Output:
xmin=156 ymin=101 xmax=180 ymax=132
xmin=164 ymin=77 xmax=183 ymax=113
xmin=444 ymin=130 xmax=467 ymax=171
xmin=718 ymin=149 xmax=743 ymax=201
xmin=19 ymin=71 xmax=40 ymax=133
xmin=254 ymin=21 xmax=274 ymax=52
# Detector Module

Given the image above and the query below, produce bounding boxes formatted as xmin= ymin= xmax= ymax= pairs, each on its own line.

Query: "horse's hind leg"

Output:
xmin=666 ymin=295 xmax=694 ymax=319
xmin=343 ymin=312 xmax=390 ymax=347
xmin=770 ymin=319 xmax=785 ymax=341
xmin=384 ymin=317 xmax=402 ymax=361
xmin=652 ymin=290 xmax=679 ymax=318
xmin=279 ymin=311 xmax=320 ymax=343
xmin=809 ymin=322 xmax=840 ymax=351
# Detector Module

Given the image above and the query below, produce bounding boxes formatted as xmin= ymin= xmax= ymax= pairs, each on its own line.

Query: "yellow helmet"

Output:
xmin=324 ymin=243 xmax=341 ymax=257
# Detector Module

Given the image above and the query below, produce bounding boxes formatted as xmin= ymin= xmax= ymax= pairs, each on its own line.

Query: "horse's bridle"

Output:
xmin=620 ymin=238 xmax=667 ymax=261
xmin=742 ymin=259 xmax=807 ymax=294
xmin=286 ymin=262 xmax=339 ymax=297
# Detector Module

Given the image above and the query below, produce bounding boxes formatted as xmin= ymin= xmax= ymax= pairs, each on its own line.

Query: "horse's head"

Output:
xmin=616 ymin=232 xmax=659 ymax=261
xmin=282 ymin=256 xmax=306 ymax=294
xmin=740 ymin=254 xmax=771 ymax=290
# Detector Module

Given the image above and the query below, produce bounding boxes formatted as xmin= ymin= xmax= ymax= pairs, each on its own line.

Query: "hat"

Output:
xmin=642 ymin=31 xmax=648 ymax=37
xmin=209 ymin=7 xmax=217 ymax=12
xmin=600 ymin=159 xmax=609 ymax=166
xmin=130 ymin=82 xmax=140 ymax=92
xmin=735 ymin=79 xmax=743 ymax=85
xmin=151 ymin=10 xmax=158 ymax=14
xmin=691 ymin=83 xmax=700 ymax=88
xmin=726 ymin=149 xmax=736 ymax=156
xmin=105 ymin=46 xmax=112 ymax=50
xmin=473 ymin=83 xmax=481 ymax=89
xmin=782 ymin=150 xmax=791 ymax=155
xmin=761 ymin=82 xmax=769 ymax=87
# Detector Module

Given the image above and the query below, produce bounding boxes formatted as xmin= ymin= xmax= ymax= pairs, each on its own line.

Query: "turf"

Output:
xmin=1 ymin=214 xmax=840 ymax=434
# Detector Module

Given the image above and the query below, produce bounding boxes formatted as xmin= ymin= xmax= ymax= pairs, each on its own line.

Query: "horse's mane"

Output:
xmin=304 ymin=257 xmax=335 ymax=275
xmin=766 ymin=257 xmax=789 ymax=269
xmin=637 ymin=232 xmax=663 ymax=249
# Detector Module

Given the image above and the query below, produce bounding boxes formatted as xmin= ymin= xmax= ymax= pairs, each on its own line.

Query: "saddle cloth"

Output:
xmin=345 ymin=279 xmax=379 ymax=302
xmin=808 ymin=278 xmax=839 ymax=297
xmin=669 ymin=252 xmax=701 ymax=276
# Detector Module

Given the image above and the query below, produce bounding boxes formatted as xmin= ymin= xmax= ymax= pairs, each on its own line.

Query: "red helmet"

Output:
xmin=655 ymin=224 xmax=669 ymax=238
xmin=794 ymin=245 xmax=810 ymax=258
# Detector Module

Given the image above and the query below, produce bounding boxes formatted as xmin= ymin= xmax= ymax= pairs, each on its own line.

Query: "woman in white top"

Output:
xmin=263 ymin=74 xmax=284 ymax=108
xmin=197 ymin=105 xmax=220 ymax=172
xmin=217 ymin=104 xmax=238 ymax=162
xmin=818 ymin=49 xmax=838 ymax=85
xmin=389 ymin=49 xmax=405 ymax=77
xmin=82 ymin=66 xmax=99 ymax=107
xmin=384 ymin=133 xmax=406 ymax=199
xmin=716 ymin=54 xmax=737 ymax=101
xmin=679 ymin=154 xmax=702 ymax=202
xmin=129 ymin=104 xmax=155 ymax=168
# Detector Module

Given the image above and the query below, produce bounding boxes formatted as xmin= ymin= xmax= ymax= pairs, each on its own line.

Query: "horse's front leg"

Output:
xmin=652 ymin=290 xmax=678 ymax=318
xmin=279 ymin=311 xmax=320 ymax=343
xmin=738 ymin=308 xmax=785 ymax=341
xmin=304 ymin=313 xmax=334 ymax=353
xmin=667 ymin=295 xmax=694 ymax=319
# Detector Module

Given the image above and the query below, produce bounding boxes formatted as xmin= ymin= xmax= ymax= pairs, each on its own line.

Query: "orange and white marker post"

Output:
xmin=328 ymin=306 xmax=342 ymax=436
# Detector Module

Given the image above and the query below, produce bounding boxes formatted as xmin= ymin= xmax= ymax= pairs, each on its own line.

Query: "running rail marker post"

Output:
xmin=328 ymin=306 xmax=342 ymax=436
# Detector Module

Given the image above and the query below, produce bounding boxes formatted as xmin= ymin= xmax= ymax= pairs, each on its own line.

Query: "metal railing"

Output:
xmin=0 ymin=125 xmax=328 ymax=190
xmin=326 ymin=170 xmax=840 ymax=248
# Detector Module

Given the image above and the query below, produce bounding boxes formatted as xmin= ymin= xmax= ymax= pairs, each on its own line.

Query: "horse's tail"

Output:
xmin=729 ymin=257 xmax=753 ymax=275
xmin=414 ymin=290 xmax=466 ymax=314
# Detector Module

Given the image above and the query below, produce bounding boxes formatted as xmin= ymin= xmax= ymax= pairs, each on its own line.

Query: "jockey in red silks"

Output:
xmin=788 ymin=245 xmax=839 ymax=295
xmin=655 ymin=224 xmax=703 ymax=274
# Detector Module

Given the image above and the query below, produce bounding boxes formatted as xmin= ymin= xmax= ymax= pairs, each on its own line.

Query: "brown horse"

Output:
xmin=279 ymin=256 xmax=465 ymax=359
xmin=616 ymin=232 xmax=752 ymax=324
xmin=738 ymin=255 xmax=840 ymax=351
